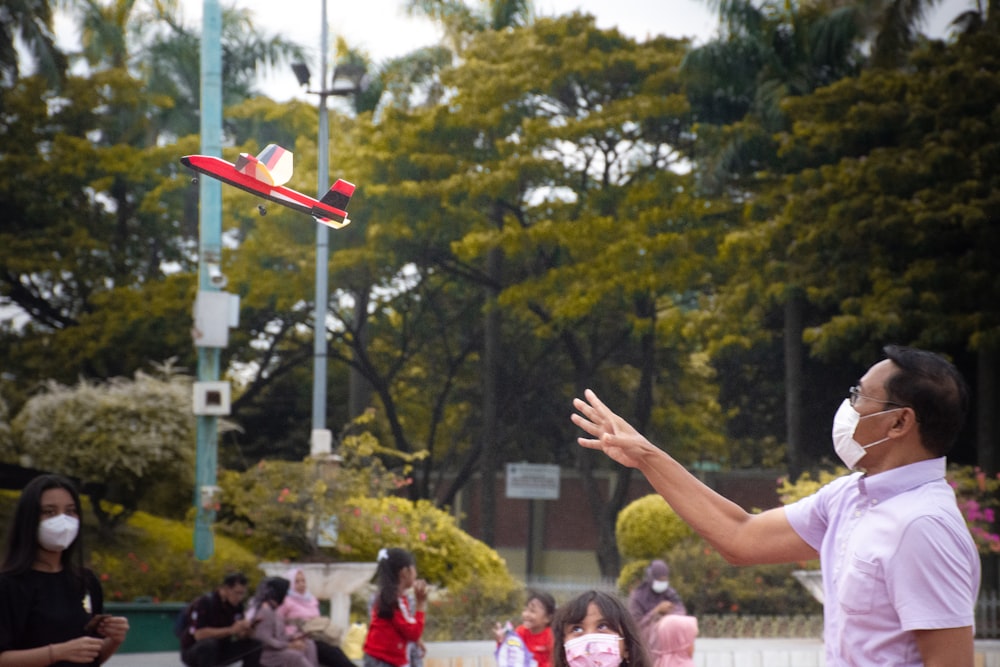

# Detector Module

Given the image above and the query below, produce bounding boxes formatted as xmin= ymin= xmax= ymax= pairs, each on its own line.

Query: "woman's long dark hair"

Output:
xmin=1 ymin=474 xmax=86 ymax=581
xmin=254 ymin=576 xmax=291 ymax=613
xmin=373 ymin=547 xmax=415 ymax=619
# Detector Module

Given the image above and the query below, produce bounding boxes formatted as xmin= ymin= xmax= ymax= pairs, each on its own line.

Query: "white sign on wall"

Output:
xmin=505 ymin=463 xmax=560 ymax=500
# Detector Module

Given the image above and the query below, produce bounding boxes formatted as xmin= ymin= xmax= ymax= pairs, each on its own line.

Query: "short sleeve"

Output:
xmin=889 ymin=515 xmax=980 ymax=630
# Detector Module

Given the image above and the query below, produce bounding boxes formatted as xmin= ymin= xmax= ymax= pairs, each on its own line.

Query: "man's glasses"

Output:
xmin=848 ymin=386 xmax=905 ymax=408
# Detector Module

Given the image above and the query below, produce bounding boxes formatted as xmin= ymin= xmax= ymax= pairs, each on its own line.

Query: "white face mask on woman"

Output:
xmin=831 ymin=399 xmax=901 ymax=469
xmin=564 ymin=634 xmax=623 ymax=667
xmin=38 ymin=514 xmax=80 ymax=551
xmin=650 ymin=580 xmax=669 ymax=594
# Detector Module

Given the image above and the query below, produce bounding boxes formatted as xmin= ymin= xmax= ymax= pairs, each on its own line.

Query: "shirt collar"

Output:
xmin=856 ymin=456 xmax=947 ymax=501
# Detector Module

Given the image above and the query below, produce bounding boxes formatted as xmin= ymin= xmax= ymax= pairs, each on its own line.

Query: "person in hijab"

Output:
xmin=626 ymin=560 xmax=686 ymax=643
xmin=646 ymin=615 xmax=697 ymax=667
xmin=277 ymin=568 xmax=357 ymax=667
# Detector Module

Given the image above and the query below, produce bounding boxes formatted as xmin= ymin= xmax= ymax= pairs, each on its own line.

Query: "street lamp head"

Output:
xmin=331 ymin=63 xmax=366 ymax=94
xmin=292 ymin=62 xmax=311 ymax=87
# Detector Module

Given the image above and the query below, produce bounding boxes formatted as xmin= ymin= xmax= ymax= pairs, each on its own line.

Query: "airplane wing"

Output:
xmin=180 ymin=153 xmax=354 ymax=228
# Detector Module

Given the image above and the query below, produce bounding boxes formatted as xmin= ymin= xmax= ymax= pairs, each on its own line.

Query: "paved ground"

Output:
xmin=104 ymin=639 xmax=1000 ymax=667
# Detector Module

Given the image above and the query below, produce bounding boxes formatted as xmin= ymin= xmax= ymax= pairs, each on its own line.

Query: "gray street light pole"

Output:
xmin=311 ymin=0 xmax=332 ymax=459
xmin=293 ymin=3 xmax=364 ymax=459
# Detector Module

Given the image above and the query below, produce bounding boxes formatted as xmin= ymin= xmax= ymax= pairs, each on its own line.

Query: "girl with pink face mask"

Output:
xmin=551 ymin=591 xmax=650 ymax=667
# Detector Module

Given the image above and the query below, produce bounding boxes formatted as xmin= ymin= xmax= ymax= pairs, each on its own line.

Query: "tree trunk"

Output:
xmin=977 ymin=340 xmax=998 ymax=475
xmin=784 ymin=290 xmax=804 ymax=478
xmin=348 ymin=288 xmax=373 ymax=419
xmin=479 ymin=246 xmax=502 ymax=546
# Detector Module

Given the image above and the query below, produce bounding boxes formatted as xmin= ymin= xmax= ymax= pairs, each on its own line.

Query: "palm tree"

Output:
xmin=682 ymin=0 xmax=867 ymax=477
xmin=0 ymin=0 xmax=67 ymax=94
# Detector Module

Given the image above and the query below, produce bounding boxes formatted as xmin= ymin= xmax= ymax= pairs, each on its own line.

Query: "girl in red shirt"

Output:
xmin=362 ymin=548 xmax=427 ymax=667
xmin=495 ymin=590 xmax=556 ymax=667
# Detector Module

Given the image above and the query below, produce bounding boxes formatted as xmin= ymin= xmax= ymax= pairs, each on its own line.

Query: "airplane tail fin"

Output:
xmin=320 ymin=179 xmax=355 ymax=212
xmin=312 ymin=179 xmax=355 ymax=228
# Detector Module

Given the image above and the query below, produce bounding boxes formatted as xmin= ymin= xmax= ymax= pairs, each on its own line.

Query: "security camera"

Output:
xmin=206 ymin=262 xmax=228 ymax=288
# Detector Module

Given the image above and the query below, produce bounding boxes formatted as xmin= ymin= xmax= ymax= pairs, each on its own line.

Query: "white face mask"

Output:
xmin=831 ymin=399 xmax=900 ymax=469
xmin=564 ymin=633 xmax=623 ymax=667
xmin=38 ymin=514 xmax=80 ymax=552
xmin=651 ymin=580 xmax=669 ymax=594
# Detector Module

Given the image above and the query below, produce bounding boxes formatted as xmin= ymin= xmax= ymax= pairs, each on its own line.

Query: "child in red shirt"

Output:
xmin=495 ymin=590 xmax=556 ymax=667
xmin=363 ymin=548 xmax=428 ymax=667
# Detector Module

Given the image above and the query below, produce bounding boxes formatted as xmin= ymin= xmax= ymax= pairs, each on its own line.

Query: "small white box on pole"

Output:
xmin=193 ymin=381 xmax=231 ymax=415
xmin=193 ymin=291 xmax=240 ymax=348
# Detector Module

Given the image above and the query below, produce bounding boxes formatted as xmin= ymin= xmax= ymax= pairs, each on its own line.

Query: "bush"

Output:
xmin=336 ymin=496 xmax=517 ymax=592
xmin=88 ymin=510 xmax=261 ymax=602
xmin=613 ymin=491 xmax=819 ymax=616
xmin=615 ymin=493 xmax=694 ymax=591
xmin=664 ymin=538 xmax=820 ymax=616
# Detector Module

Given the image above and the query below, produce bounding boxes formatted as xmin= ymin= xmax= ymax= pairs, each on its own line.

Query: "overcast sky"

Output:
xmin=46 ymin=0 xmax=977 ymax=103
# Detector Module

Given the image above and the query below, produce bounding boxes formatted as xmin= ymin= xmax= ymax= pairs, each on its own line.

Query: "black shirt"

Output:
xmin=180 ymin=589 xmax=247 ymax=650
xmin=0 ymin=567 xmax=104 ymax=667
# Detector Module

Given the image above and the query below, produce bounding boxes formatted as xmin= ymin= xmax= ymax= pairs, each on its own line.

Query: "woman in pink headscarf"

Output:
xmin=647 ymin=614 xmax=698 ymax=667
xmin=278 ymin=569 xmax=321 ymax=635
xmin=277 ymin=568 xmax=356 ymax=667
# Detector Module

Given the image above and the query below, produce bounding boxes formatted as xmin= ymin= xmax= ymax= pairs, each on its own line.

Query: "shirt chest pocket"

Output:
xmin=839 ymin=556 xmax=882 ymax=615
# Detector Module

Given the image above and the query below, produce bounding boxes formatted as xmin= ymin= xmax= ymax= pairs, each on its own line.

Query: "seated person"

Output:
xmin=278 ymin=568 xmax=356 ymax=667
xmin=253 ymin=577 xmax=318 ymax=667
xmin=181 ymin=572 xmax=263 ymax=667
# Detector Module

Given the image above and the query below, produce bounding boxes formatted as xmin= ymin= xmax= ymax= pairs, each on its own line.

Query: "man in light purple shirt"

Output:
xmin=572 ymin=345 xmax=980 ymax=666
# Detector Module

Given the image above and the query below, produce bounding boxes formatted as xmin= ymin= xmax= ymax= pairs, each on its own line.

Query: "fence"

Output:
xmin=524 ymin=576 xmax=999 ymax=638
xmin=981 ymin=590 xmax=1000 ymax=639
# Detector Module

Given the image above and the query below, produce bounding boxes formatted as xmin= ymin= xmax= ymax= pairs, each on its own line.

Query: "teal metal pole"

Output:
xmin=311 ymin=0 xmax=330 ymax=446
xmin=195 ymin=0 xmax=223 ymax=560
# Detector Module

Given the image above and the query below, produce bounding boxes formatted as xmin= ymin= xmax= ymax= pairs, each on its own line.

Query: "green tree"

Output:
xmin=763 ymin=30 xmax=1000 ymax=472
xmin=357 ymin=15 xmax=729 ymax=574
xmin=682 ymin=0 xmax=865 ymax=478
xmin=0 ymin=0 xmax=67 ymax=97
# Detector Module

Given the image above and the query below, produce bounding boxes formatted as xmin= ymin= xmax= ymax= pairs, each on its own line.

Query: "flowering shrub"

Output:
xmin=947 ymin=465 xmax=1000 ymax=555
xmin=88 ymin=515 xmax=259 ymax=602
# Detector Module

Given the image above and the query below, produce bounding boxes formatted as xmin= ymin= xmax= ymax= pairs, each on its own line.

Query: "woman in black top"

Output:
xmin=0 ymin=474 xmax=129 ymax=666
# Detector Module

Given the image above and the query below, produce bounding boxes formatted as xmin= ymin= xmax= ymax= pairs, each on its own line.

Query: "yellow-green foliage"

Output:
xmin=617 ymin=559 xmax=649 ymax=594
xmin=337 ymin=496 xmax=522 ymax=641
xmin=776 ymin=468 xmax=846 ymax=504
xmin=336 ymin=496 xmax=515 ymax=593
xmin=214 ymin=418 xmax=428 ymax=561
xmin=615 ymin=493 xmax=695 ymax=591
xmin=88 ymin=511 xmax=260 ymax=602
xmin=616 ymin=494 xmax=694 ymax=562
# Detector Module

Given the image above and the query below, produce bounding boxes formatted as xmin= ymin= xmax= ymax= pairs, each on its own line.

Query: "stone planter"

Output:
xmin=260 ymin=561 xmax=377 ymax=634
xmin=792 ymin=569 xmax=824 ymax=604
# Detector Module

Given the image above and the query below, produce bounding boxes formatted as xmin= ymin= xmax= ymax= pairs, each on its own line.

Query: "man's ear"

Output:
xmin=890 ymin=407 xmax=918 ymax=437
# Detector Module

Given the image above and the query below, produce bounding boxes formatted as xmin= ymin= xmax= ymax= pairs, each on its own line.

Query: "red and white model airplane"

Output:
xmin=181 ymin=144 xmax=355 ymax=229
